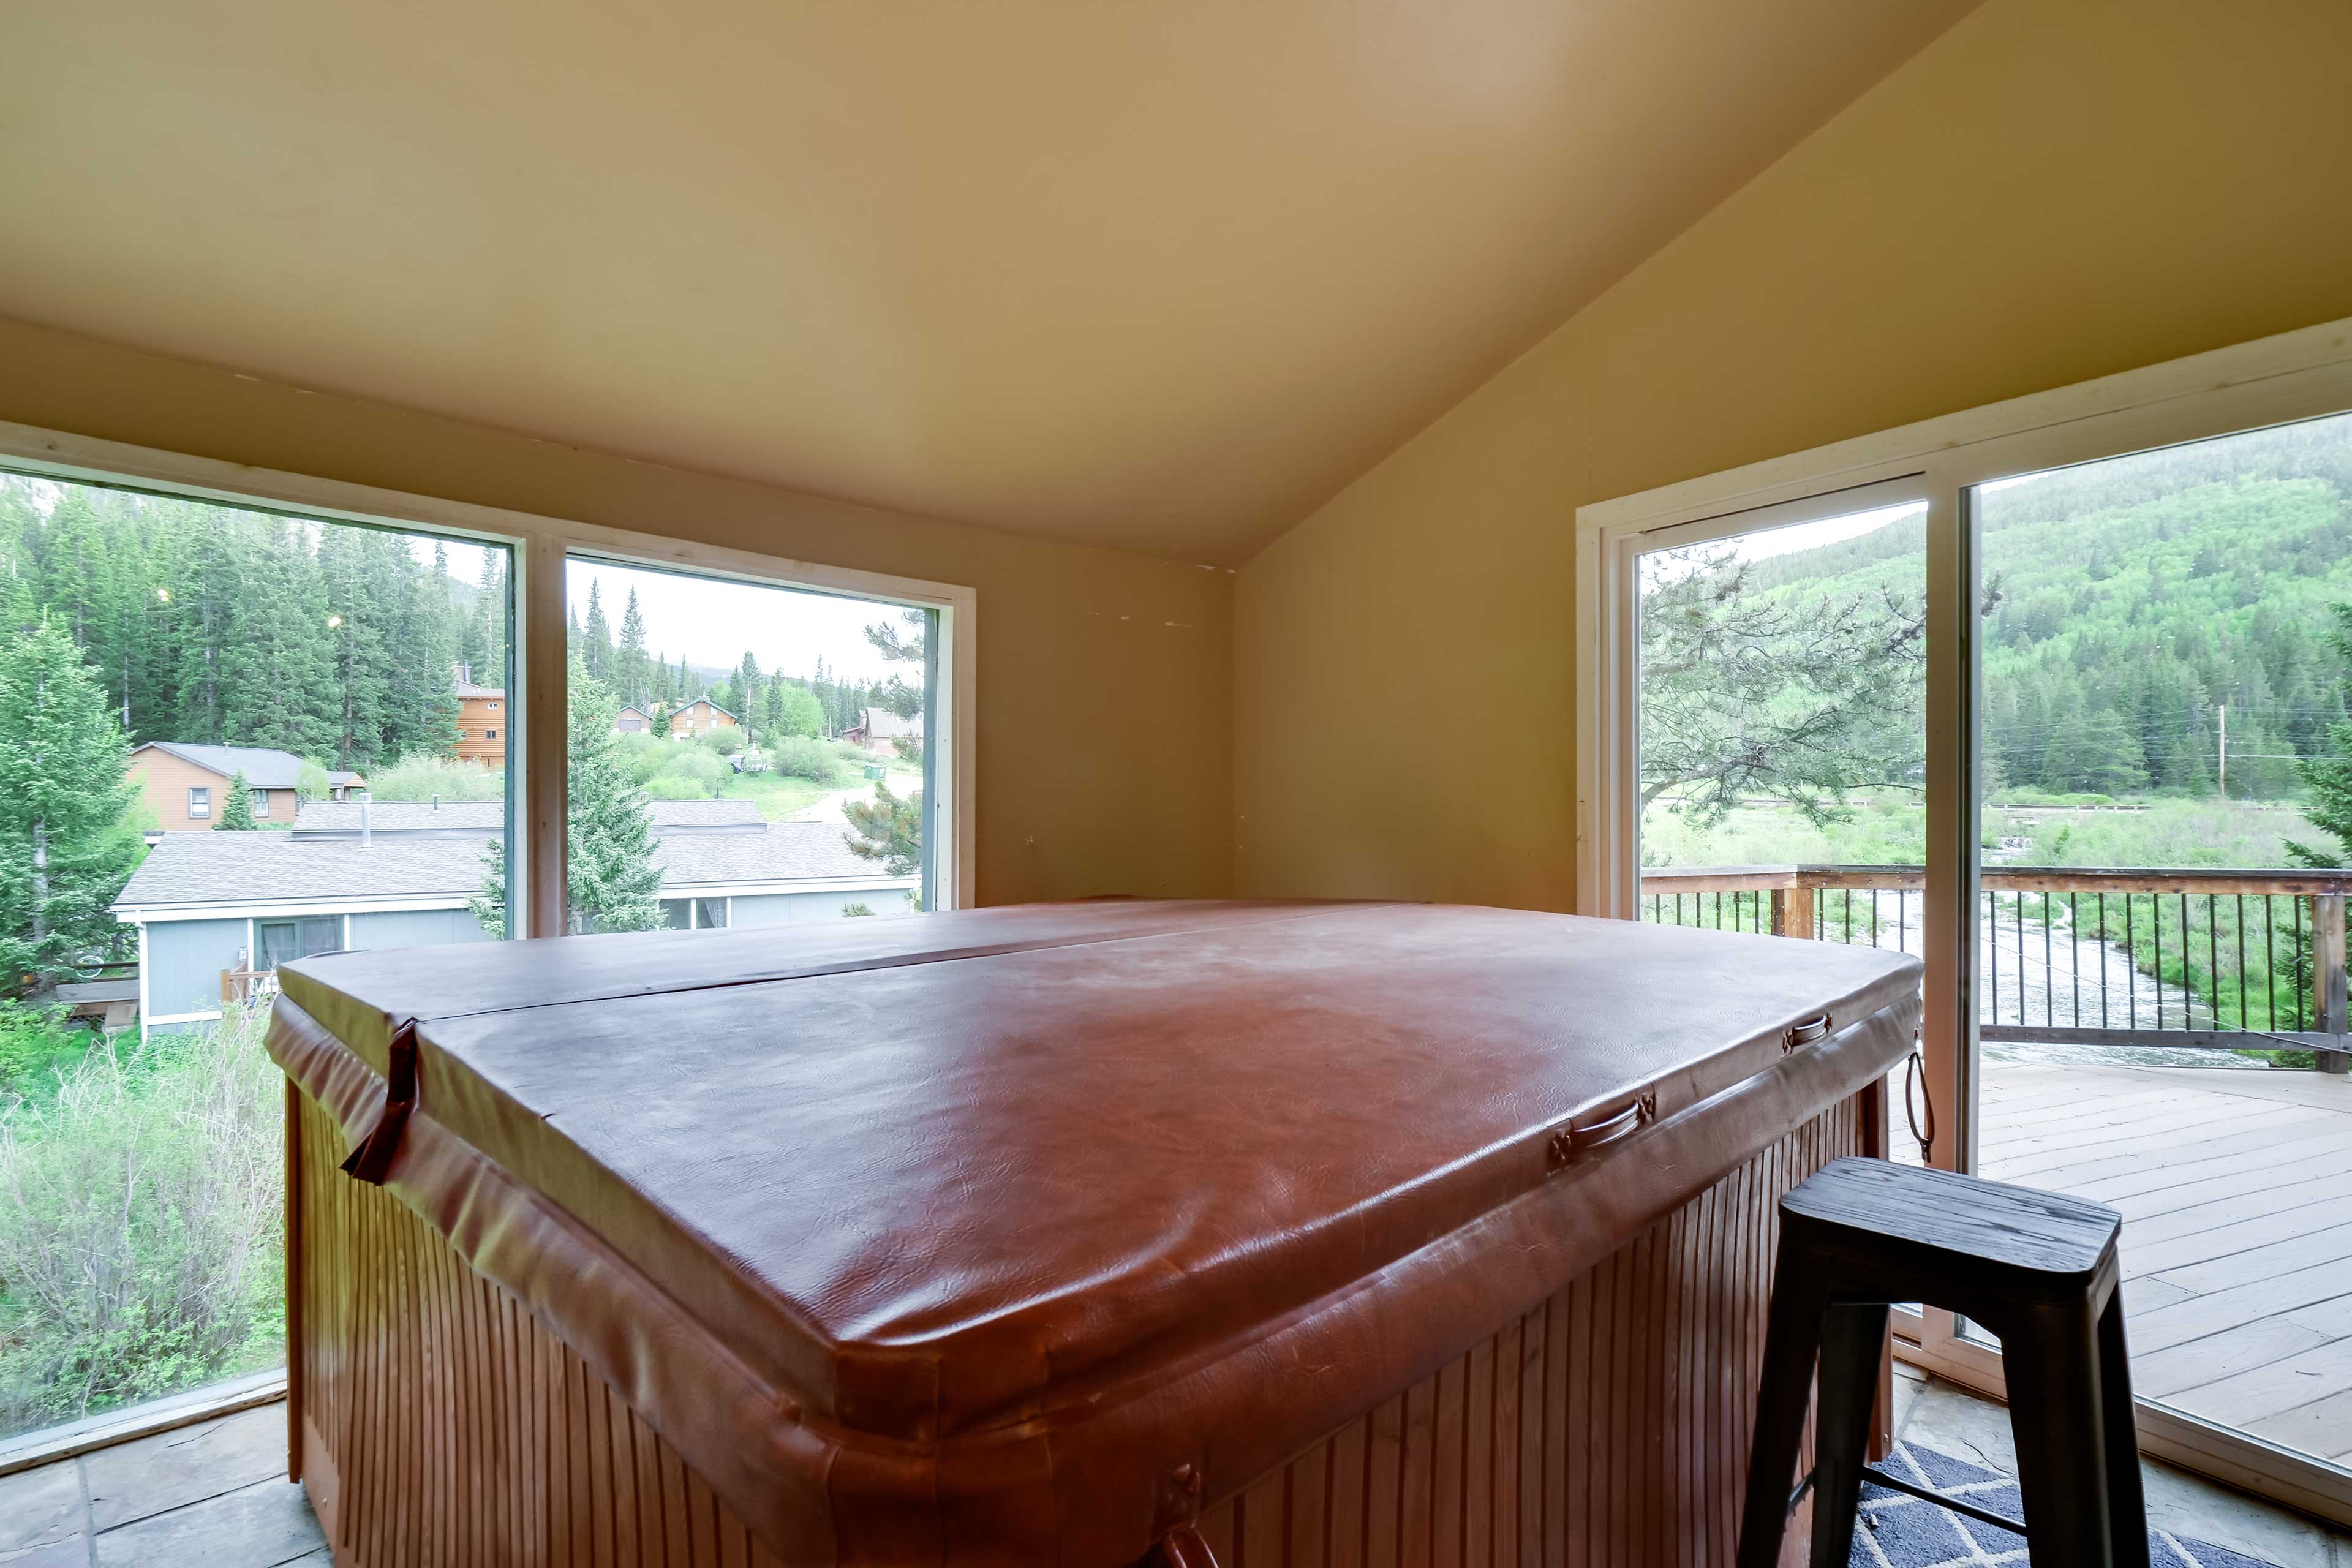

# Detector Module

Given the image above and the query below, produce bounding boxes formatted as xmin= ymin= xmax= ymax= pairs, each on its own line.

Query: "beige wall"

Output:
xmin=1235 ymin=0 xmax=2352 ymax=908
xmin=4 ymin=318 xmax=1233 ymax=906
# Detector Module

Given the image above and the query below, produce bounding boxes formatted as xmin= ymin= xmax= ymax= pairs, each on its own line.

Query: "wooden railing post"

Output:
xmin=1789 ymin=884 xmax=1816 ymax=941
xmin=2318 ymin=894 xmax=2349 ymax=1075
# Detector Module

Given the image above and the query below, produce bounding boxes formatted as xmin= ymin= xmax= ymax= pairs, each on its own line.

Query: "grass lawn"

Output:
xmin=1643 ymin=791 xmax=2321 ymax=871
xmin=647 ymin=753 xmax=923 ymax=821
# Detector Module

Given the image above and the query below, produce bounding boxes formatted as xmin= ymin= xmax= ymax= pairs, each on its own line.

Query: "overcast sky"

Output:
xmin=567 ymin=559 xmax=913 ymax=682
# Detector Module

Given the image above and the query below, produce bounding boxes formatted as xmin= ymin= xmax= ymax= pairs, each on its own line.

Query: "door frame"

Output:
xmin=1574 ymin=312 xmax=2352 ymax=1523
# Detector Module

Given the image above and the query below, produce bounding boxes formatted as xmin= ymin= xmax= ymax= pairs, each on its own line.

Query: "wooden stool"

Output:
xmin=1736 ymin=1156 xmax=2149 ymax=1568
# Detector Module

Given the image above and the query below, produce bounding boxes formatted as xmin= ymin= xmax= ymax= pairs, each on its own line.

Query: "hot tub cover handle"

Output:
xmin=340 ymin=1016 xmax=420 ymax=1186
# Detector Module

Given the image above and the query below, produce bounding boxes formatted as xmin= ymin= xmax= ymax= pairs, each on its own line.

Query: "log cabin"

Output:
xmin=4 ymin=1 xmax=2352 ymax=1563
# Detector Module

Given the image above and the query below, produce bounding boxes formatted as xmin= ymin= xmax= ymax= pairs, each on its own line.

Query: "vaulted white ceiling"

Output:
xmin=1 ymin=1 xmax=1976 ymax=562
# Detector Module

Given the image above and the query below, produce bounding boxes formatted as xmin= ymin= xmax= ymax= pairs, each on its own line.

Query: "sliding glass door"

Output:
xmin=1581 ymin=323 xmax=2352 ymax=1517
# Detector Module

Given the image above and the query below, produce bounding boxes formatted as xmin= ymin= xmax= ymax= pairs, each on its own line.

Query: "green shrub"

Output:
xmin=771 ymin=737 xmax=843 ymax=783
xmin=0 ymin=1004 xmax=86 ymax=1103
xmin=694 ymin=727 xmax=744 ymax=758
xmin=366 ymin=756 xmax=504 ymax=801
xmin=645 ymin=748 xmax=726 ymax=798
xmin=0 ymin=1001 xmax=284 ymax=1438
xmin=613 ymin=731 xmax=673 ymax=786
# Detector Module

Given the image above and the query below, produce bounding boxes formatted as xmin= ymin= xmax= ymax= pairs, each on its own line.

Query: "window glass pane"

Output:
xmin=1635 ymin=498 xmax=1932 ymax=1169
xmin=1964 ymin=410 xmax=2352 ymax=1460
xmin=0 ymin=469 xmax=514 ymax=1442
xmin=562 ymin=556 xmax=932 ymax=936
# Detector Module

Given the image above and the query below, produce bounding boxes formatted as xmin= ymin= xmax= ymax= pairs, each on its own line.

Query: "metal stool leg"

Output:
xmin=2003 ymin=1305 xmax=2118 ymax=1565
xmin=1809 ymin=1300 xmax=1888 ymax=1568
xmin=2097 ymin=1291 xmax=2152 ymax=1568
xmin=1738 ymin=1236 xmax=1828 ymax=1568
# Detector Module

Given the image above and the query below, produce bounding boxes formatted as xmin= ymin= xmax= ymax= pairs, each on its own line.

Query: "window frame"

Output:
xmin=0 ymin=420 xmax=980 ymax=931
xmin=187 ymin=786 xmax=210 ymax=819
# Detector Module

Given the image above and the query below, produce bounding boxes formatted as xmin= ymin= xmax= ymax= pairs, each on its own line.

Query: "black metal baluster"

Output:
xmin=2185 ymin=893 xmax=2196 ymax=1030
xmin=2070 ymin=892 xmax=2082 ymax=1028
xmin=1986 ymin=891 xmax=1997 ymax=1028
xmin=2235 ymin=895 xmax=2247 ymax=1031
xmin=2044 ymin=891 xmax=2054 ymax=1029
xmin=2264 ymin=896 xmax=2278 ymax=1030
xmin=2127 ymin=895 xmax=2137 ymax=1030
xmin=2016 ymin=890 xmax=2026 ymax=1027
xmin=2098 ymin=892 xmax=2108 ymax=1028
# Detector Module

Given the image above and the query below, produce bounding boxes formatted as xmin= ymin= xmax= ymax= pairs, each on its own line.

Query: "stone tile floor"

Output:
xmin=1 ymin=1378 xmax=2346 ymax=1564
xmin=1891 ymin=1365 xmax=2352 ymax=1567
xmin=0 ymin=1403 xmax=322 ymax=1567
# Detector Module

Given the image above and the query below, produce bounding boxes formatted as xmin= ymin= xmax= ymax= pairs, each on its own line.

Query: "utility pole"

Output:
xmin=2218 ymin=704 xmax=2228 ymax=800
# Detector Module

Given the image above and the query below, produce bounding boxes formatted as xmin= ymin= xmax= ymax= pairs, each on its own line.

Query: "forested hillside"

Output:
xmin=0 ymin=478 xmax=499 ymax=769
xmin=0 ymin=477 xmax=910 ymax=771
xmin=1738 ymin=418 xmax=2352 ymax=798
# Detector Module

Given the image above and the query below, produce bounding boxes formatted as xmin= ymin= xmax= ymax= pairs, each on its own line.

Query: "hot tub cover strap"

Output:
xmin=339 ymin=1015 xmax=419 ymax=1185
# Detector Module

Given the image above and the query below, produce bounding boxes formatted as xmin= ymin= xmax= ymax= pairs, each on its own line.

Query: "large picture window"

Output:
xmin=545 ymin=555 xmax=939 ymax=938
xmin=0 ymin=428 xmax=971 ymax=1453
xmin=0 ymin=469 xmax=515 ymax=1444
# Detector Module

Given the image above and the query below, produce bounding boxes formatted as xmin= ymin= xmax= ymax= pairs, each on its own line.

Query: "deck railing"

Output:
xmin=1641 ymin=864 xmax=2352 ymax=1070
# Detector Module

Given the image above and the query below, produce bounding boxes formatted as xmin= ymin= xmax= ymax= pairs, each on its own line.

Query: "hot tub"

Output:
xmin=268 ymin=899 xmax=1920 ymax=1566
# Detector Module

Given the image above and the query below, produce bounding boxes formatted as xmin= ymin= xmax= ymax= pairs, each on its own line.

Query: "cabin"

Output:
xmin=13 ymin=0 xmax=2352 ymax=1559
xmin=126 ymin=742 xmax=364 ymax=831
xmin=450 ymin=662 xmax=505 ymax=767
xmin=665 ymin=696 xmax=737 ymax=738
xmin=840 ymin=706 xmax=921 ymax=754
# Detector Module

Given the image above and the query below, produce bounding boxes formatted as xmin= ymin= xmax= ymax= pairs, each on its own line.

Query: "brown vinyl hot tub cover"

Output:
xmin=268 ymin=899 xmax=1920 ymax=1566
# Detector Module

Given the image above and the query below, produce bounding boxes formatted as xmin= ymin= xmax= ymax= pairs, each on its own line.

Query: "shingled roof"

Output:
xmin=290 ymin=798 xmax=766 ymax=835
xmin=116 ymin=820 xmax=902 ymax=910
xmin=115 ymin=832 xmax=494 ymax=908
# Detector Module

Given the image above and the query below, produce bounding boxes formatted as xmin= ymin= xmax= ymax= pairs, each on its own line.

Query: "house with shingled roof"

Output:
xmin=113 ymin=809 xmax=916 ymax=1035
xmin=127 ymin=742 xmax=366 ymax=832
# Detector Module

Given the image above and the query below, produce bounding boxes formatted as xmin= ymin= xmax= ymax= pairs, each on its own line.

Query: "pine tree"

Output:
xmin=0 ymin=620 xmax=140 ymax=997
xmin=475 ymin=551 xmax=507 ymax=680
xmin=617 ymin=589 xmax=649 ymax=709
xmin=734 ymin=652 xmax=763 ymax=745
xmin=582 ymin=581 xmax=614 ymax=684
xmin=845 ymin=780 xmax=924 ymax=910
xmin=864 ymin=608 xmax=927 ymax=665
xmin=219 ymin=518 xmax=337 ymax=756
xmin=2288 ymin=603 xmax=2352 ymax=867
xmin=170 ymin=502 xmax=249 ymax=742
xmin=317 ymin=524 xmax=391 ymax=767
xmin=215 ymin=771 xmax=260 ymax=831
xmin=469 ymin=656 xmax=665 ymax=937
xmin=469 ymin=836 xmax=509 ymax=940
xmin=563 ymin=655 xmax=663 ymax=933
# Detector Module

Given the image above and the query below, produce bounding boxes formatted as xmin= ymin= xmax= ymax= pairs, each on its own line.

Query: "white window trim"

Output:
xmin=0 ymin=418 xmax=979 ymax=929
xmin=1574 ymin=310 xmax=2352 ymax=1522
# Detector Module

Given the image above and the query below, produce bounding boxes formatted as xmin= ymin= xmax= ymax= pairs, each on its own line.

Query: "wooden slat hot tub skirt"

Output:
xmin=287 ymin=1084 xmax=1859 ymax=1567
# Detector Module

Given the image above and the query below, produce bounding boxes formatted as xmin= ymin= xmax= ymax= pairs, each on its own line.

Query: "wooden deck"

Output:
xmin=1980 ymin=1060 xmax=2352 ymax=1464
